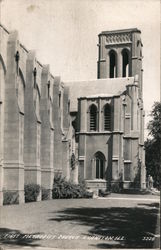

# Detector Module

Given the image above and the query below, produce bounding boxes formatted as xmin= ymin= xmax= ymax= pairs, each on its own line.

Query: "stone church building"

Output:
xmin=0 ymin=24 xmax=146 ymax=205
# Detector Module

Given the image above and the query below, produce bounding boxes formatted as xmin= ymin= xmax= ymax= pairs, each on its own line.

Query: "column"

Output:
xmin=117 ymin=49 xmax=122 ymax=77
xmin=98 ymin=99 xmax=102 ymax=132
xmin=62 ymin=86 xmax=70 ymax=180
xmin=3 ymin=31 xmax=24 ymax=204
xmin=53 ymin=77 xmax=63 ymax=174
xmin=0 ymin=56 xmax=5 ymax=205
xmin=24 ymin=51 xmax=41 ymax=201
xmin=80 ymin=99 xmax=87 ymax=132
xmin=40 ymin=65 xmax=54 ymax=199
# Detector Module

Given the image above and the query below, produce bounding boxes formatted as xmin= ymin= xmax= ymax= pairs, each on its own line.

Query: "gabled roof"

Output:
xmin=65 ymin=77 xmax=135 ymax=112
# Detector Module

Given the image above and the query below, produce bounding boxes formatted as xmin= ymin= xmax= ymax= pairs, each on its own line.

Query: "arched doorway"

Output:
xmin=94 ymin=152 xmax=106 ymax=179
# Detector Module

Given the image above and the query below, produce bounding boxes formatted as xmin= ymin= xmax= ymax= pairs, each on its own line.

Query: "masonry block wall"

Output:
xmin=0 ymin=24 xmax=72 ymax=205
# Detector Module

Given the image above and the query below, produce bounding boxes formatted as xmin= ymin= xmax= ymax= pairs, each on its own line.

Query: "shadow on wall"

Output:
xmin=49 ymin=202 xmax=159 ymax=249
xmin=0 ymin=228 xmax=42 ymax=247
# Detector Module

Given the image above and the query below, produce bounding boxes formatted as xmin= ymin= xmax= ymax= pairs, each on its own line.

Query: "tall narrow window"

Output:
xmin=122 ymin=49 xmax=129 ymax=77
xmin=58 ymin=92 xmax=61 ymax=108
xmin=94 ymin=152 xmax=105 ymax=179
xmin=104 ymin=104 xmax=111 ymax=130
xmin=109 ymin=50 xmax=117 ymax=78
xmin=90 ymin=104 xmax=97 ymax=131
xmin=17 ymin=72 xmax=25 ymax=114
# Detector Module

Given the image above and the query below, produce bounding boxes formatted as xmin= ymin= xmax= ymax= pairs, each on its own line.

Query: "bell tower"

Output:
xmin=97 ymin=28 xmax=143 ymax=97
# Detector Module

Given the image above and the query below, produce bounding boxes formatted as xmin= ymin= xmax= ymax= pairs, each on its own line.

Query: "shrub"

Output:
xmin=52 ymin=175 xmax=92 ymax=199
xmin=83 ymin=190 xmax=93 ymax=198
xmin=41 ymin=188 xmax=50 ymax=200
xmin=3 ymin=191 xmax=19 ymax=205
xmin=24 ymin=184 xmax=40 ymax=203
xmin=111 ymin=182 xmax=122 ymax=193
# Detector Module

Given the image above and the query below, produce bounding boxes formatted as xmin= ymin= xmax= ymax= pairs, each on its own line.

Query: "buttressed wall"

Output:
xmin=0 ymin=24 xmax=72 ymax=205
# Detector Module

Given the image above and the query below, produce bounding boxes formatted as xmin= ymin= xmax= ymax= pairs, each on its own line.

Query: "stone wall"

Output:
xmin=76 ymin=75 xmax=146 ymax=190
xmin=0 ymin=24 xmax=71 ymax=205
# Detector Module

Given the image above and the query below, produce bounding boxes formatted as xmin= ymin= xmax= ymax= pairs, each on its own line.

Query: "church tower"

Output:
xmin=97 ymin=28 xmax=143 ymax=97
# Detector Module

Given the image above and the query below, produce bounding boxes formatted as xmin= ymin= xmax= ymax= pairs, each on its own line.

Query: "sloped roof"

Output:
xmin=65 ymin=77 xmax=134 ymax=112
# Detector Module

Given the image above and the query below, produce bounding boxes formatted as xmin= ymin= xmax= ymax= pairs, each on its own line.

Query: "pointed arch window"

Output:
xmin=17 ymin=71 xmax=25 ymax=114
xmin=0 ymin=57 xmax=6 ymax=104
xmin=90 ymin=104 xmax=97 ymax=131
xmin=104 ymin=104 xmax=111 ymax=131
xmin=94 ymin=152 xmax=105 ymax=179
xmin=109 ymin=50 xmax=117 ymax=78
xmin=122 ymin=49 xmax=130 ymax=77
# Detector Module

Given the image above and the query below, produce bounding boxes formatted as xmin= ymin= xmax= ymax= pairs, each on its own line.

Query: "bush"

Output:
xmin=111 ymin=182 xmax=122 ymax=193
xmin=24 ymin=184 xmax=40 ymax=203
xmin=41 ymin=188 xmax=50 ymax=200
xmin=52 ymin=175 xmax=92 ymax=199
xmin=83 ymin=190 xmax=93 ymax=198
xmin=3 ymin=191 xmax=19 ymax=205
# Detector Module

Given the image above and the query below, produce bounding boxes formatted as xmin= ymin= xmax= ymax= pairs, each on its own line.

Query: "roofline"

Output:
xmin=65 ymin=76 xmax=134 ymax=84
xmin=99 ymin=28 xmax=141 ymax=36
xmin=0 ymin=23 xmax=10 ymax=34
xmin=78 ymin=94 xmax=115 ymax=100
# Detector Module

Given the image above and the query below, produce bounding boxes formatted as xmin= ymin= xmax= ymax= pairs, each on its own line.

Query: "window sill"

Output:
xmin=76 ymin=131 xmax=112 ymax=135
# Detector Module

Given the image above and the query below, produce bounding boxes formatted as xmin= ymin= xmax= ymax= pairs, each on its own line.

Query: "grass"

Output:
xmin=0 ymin=194 xmax=160 ymax=249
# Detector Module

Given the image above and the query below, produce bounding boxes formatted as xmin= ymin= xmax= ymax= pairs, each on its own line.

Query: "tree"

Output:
xmin=144 ymin=102 xmax=161 ymax=189
xmin=147 ymin=102 xmax=161 ymax=140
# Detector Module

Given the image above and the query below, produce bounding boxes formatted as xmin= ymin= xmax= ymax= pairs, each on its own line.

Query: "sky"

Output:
xmin=0 ymin=0 xmax=160 ymax=137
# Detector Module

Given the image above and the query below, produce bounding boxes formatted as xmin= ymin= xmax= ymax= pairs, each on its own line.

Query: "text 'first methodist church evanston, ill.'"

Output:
xmin=0 ymin=24 xmax=146 ymax=205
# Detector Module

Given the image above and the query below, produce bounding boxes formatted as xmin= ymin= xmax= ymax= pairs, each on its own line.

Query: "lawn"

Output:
xmin=0 ymin=194 xmax=160 ymax=249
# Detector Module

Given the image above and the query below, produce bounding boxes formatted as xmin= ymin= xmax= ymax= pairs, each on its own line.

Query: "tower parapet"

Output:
xmin=97 ymin=28 xmax=143 ymax=98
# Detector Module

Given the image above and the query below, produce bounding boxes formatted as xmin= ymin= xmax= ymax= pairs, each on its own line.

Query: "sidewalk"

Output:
xmin=97 ymin=192 xmax=160 ymax=201
xmin=1 ymin=247 xmax=158 ymax=250
xmin=97 ymin=193 xmax=160 ymax=202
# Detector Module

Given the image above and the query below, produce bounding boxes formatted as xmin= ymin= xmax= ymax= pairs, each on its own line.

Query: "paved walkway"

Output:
xmin=2 ymin=248 xmax=158 ymax=250
xmin=1 ymin=248 xmax=157 ymax=250
xmin=98 ymin=196 xmax=159 ymax=202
